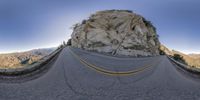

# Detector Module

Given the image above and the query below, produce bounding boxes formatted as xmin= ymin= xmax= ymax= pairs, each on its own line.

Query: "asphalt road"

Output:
xmin=0 ymin=47 xmax=200 ymax=100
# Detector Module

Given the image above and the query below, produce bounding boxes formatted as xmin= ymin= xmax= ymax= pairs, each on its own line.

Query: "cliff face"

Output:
xmin=71 ymin=10 xmax=160 ymax=56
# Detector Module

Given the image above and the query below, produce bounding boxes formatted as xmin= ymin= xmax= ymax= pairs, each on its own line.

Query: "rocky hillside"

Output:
xmin=71 ymin=10 xmax=160 ymax=56
xmin=189 ymin=54 xmax=200 ymax=59
xmin=0 ymin=48 xmax=55 ymax=69
xmin=160 ymin=45 xmax=200 ymax=68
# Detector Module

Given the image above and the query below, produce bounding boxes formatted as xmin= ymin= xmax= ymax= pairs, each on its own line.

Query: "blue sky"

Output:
xmin=0 ymin=0 xmax=200 ymax=54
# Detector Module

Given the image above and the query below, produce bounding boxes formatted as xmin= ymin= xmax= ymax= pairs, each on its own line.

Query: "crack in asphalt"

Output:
xmin=68 ymin=50 xmax=118 ymax=89
xmin=114 ymin=57 xmax=162 ymax=86
xmin=61 ymin=60 xmax=107 ymax=98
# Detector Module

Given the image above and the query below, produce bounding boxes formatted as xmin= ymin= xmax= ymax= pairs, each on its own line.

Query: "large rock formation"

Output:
xmin=71 ymin=10 xmax=160 ymax=56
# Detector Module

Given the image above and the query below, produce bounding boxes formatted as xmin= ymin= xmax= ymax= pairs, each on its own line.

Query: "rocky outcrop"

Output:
xmin=71 ymin=10 xmax=160 ymax=56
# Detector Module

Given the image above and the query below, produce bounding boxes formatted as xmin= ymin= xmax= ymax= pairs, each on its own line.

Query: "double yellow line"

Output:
xmin=69 ymin=48 xmax=160 ymax=76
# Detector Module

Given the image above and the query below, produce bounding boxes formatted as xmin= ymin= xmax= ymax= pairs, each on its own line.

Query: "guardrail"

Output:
xmin=0 ymin=48 xmax=62 ymax=76
xmin=167 ymin=56 xmax=200 ymax=73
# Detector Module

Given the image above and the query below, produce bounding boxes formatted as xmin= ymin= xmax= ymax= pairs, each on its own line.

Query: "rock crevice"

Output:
xmin=71 ymin=10 xmax=160 ymax=56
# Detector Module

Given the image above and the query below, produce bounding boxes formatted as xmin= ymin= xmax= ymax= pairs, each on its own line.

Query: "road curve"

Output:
xmin=0 ymin=47 xmax=200 ymax=100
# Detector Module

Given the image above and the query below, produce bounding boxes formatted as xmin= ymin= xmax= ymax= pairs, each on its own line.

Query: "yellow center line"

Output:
xmin=69 ymin=48 xmax=160 ymax=76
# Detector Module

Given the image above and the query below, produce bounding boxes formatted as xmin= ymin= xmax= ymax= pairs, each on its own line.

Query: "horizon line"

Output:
xmin=0 ymin=46 xmax=58 ymax=54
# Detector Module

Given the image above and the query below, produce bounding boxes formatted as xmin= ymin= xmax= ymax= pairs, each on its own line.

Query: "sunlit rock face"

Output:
xmin=71 ymin=10 xmax=160 ymax=56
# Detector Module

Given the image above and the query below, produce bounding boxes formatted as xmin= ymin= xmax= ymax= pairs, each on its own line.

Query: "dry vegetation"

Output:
xmin=0 ymin=48 xmax=55 ymax=69
xmin=160 ymin=45 xmax=200 ymax=69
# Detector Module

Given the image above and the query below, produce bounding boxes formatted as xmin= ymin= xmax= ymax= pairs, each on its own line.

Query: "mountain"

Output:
xmin=188 ymin=54 xmax=200 ymax=59
xmin=71 ymin=10 xmax=160 ymax=56
xmin=160 ymin=45 xmax=200 ymax=68
xmin=0 ymin=48 xmax=56 ymax=69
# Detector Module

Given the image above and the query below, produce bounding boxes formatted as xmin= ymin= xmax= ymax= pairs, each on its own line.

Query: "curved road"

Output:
xmin=0 ymin=47 xmax=200 ymax=100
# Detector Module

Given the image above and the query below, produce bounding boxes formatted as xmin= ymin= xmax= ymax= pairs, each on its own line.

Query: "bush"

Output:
xmin=82 ymin=20 xmax=87 ymax=24
xmin=67 ymin=39 xmax=72 ymax=46
xmin=173 ymin=54 xmax=186 ymax=64
xmin=57 ymin=41 xmax=68 ymax=49
xmin=142 ymin=17 xmax=156 ymax=32
xmin=159 ymin=50 xmax=165 ymax=55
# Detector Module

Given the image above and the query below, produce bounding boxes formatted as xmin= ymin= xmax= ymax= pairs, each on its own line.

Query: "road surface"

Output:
xmin=0 ymin=47 xmax=200 ymax=100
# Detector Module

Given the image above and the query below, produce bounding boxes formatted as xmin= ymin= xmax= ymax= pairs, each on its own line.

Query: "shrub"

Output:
xmin=67 ymin=39 xmax=72 ymax=46
xmin=82 ymin=20 xmax=87 ymax=24
xmin=159 ymin=50 xmax=165 ymax=55
xmin=173 ymin=54 xmax=186 ymax=64
xmin=142 ymin=18 xmax=157 ymax=32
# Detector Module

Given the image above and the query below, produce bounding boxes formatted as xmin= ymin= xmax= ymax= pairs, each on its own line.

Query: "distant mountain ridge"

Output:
xmin=160 ymin=45 xmax=200 ymax=68
xmin=0 ymin=47 xmax=56 ymax=69
xmin=188 ymin=54 xmax=200 ymax=59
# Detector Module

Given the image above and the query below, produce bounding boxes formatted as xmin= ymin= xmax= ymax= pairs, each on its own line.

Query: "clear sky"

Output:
xmin=0 ymin=0 xmax=200 ymax=54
